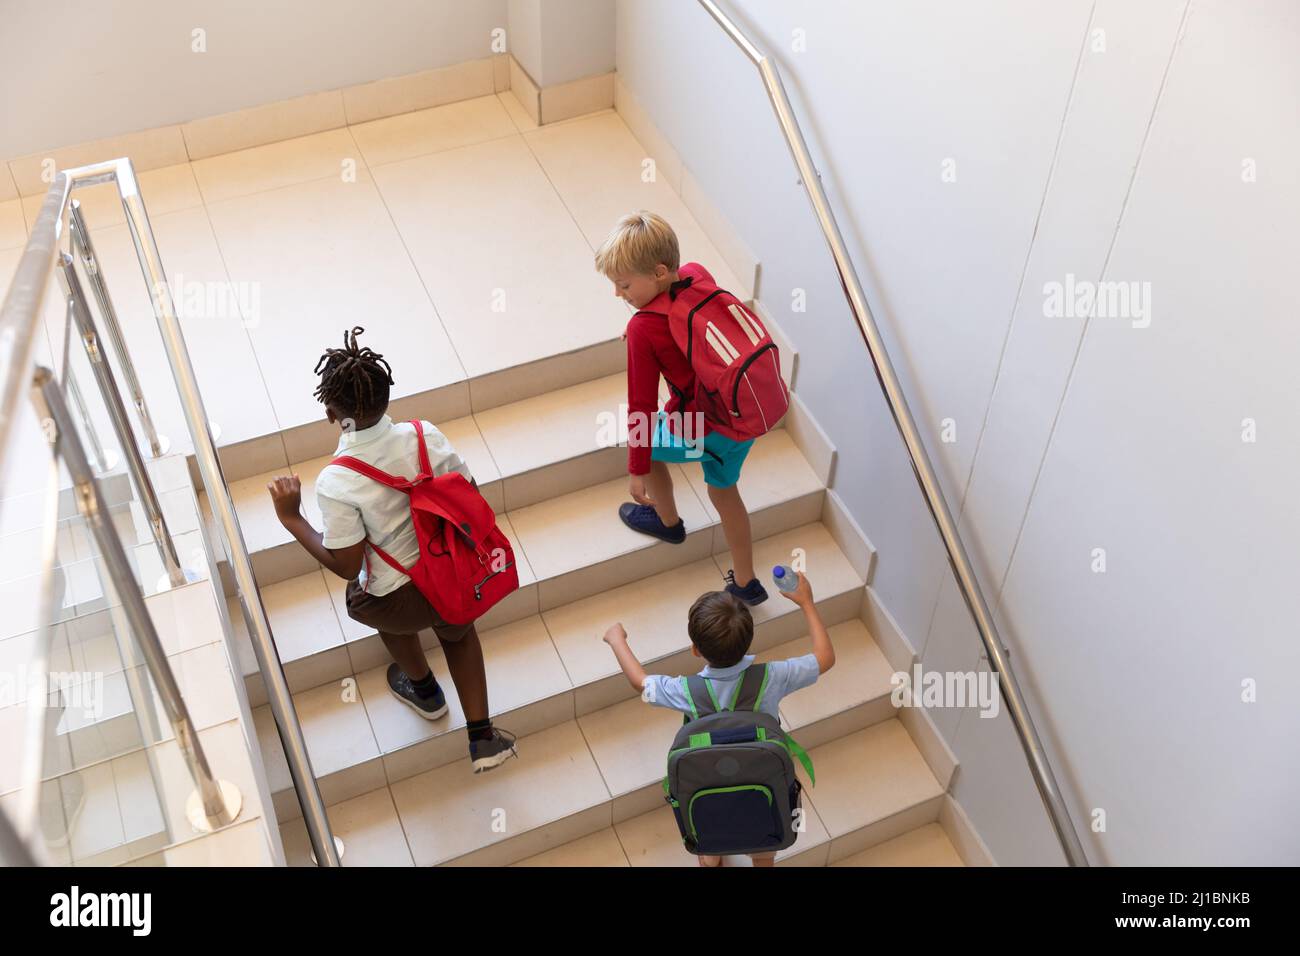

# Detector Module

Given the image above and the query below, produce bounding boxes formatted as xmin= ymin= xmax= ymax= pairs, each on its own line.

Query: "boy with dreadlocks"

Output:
xmin=267 ymin=327 xmax=517 ymax=773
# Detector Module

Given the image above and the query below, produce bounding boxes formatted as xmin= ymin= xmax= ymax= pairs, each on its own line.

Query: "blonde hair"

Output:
xmin=593 ymin=211 xmax=680 ymax=278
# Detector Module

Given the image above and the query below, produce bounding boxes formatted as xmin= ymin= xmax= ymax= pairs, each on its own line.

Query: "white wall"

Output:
xmin=509 ymin=0 xmax=615 ymax=87
xmin=617 ymin=0 xmax=1300 ymax=865
xmin=507 ymin=0 xmax=545 ymax=83
xmin=0 ymin=0 xmax=507 ymax=158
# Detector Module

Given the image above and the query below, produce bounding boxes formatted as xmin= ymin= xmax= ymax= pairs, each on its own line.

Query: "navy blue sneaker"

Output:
xmin=724 ymin=569 xmax=769 ymax=606
xmin=387 ymin=663 xmax=449 ymax=720
xmin=618 ymin=503 xmax=686 ymax=543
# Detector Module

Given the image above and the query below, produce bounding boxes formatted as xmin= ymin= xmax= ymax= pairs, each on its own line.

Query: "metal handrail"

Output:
xmin=0 ymin=160 xmax=340 ymax=866
xmin=0 ymin=174 xmax=65 ymax=505
xmin=111 ymin=158 xmax=340 ymax=866
xmin=56 ymin=250 xmax=186 ymax=588
xmin=697 ymin=0 xmax=1089 ymax=865
xmin=68 ymin=200 xmax=167 ymax=458
xmin=32 ymin=364 xmax=240 ymax=832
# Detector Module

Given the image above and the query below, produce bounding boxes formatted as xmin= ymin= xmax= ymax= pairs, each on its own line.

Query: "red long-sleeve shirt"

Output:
xmin=625 ymin=262 xmax=714 ymax=476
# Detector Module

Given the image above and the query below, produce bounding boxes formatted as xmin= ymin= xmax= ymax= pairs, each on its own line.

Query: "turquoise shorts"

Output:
xmin=650 ymin=410 xmax=754 ymax=488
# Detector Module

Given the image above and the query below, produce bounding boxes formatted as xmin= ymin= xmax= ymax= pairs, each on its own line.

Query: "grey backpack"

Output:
xmin=662 ymin=663 xmax=815 ymax=856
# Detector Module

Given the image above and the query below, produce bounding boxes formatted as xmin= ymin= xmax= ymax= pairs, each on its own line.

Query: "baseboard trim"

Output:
xmin=898 ymin=695 xmax=959 ymax=791
xmin=540 ymin=71 xmax=616 ymax=125
xmin=861 ymin=584 xmax=918 ymax=673
xmin=508 ymin=57 xmax=542 ymax=126
xmin=613 ymin=75 xmax=683 ymax=193
xmin=6 ymin=55 xmax=507 ymax=191
xmin=940 ymin=793 xmax=997 ymax=866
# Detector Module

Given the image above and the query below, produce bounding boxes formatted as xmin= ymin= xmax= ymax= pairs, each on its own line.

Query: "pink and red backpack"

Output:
xmin=329 ymin=421 xmax=518 ymax=625
xmin=666 ymin=275 xmax=790 ymax=441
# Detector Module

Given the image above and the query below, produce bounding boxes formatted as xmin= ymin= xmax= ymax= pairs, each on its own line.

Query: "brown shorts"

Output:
xmin=344 ymin=579 xmax=472 ymax=644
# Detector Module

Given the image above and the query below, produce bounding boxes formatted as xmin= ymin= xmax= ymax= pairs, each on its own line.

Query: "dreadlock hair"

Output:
xmin=313 ymin=326 xmax=395 ymax=423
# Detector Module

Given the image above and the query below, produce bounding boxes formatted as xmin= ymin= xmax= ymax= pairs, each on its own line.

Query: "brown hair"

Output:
xmin=687 ymin=591 xmax=754 ymax=668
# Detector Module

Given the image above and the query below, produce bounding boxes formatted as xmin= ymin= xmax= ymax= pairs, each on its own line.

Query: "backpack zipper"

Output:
xmin=729 ymin=342 xmax=778 ymax=417
xmin=472 ymin=560 xmax=514 ymax=600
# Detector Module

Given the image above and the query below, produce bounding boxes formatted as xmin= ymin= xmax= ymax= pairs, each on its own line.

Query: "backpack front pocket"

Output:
xmin=687 ymin=784 xmax=783 ymax=854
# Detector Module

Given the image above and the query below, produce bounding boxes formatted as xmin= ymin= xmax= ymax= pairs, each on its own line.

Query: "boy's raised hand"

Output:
xmin=780 ymin=571 xmax=815 ymax=608
xmin=267 ymin=474 xmax=302 ymax=525
xmin=602 ymin=623 xmax=628 ymax=645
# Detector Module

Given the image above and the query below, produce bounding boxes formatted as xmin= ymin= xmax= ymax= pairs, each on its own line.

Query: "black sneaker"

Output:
xmin=618 ymin=503 xmax=686 ymax=543
xmin=724 ymin=569 xmax=769 ymax=606
xmin=387 ymin=663 xmax=449 ymax=720
xmin=470 ymin=727 xmax=518 ymax=773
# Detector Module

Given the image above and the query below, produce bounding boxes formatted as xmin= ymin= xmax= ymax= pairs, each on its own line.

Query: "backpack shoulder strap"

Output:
xmin=329 ymin=455 xmax=416 ymax=491
xmin=407 ymin=420 xmax=433 ymax=478
xmin=683 ymin=675 xmax=720 ymax=719
xmin=362 ymin=540 xmax=411 ymax=576
xmin=327 ymin=456 xmax=418 ymax=582
xmin=730 ymin=663 xmax=771 ymax=712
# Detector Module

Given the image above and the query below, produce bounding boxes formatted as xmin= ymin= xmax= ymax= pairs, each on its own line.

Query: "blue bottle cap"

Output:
xmin=773 ymin=565 xmax=785 ymax=578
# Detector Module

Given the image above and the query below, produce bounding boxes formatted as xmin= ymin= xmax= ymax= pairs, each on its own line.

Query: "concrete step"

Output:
xmin=831 ymin=822 xmax=965 ymax=866
xmin=253 ymin=520 xmax=867 ymax=822
xmin=213 ymin=336 xmax=627 ymax=485
xmin=226 ymin=372 xmax=635 ymax=586
xmin=276 ymin=715 xmax=945 ymax=868
xmin=230 ymin=429 xmax=830 ymax=701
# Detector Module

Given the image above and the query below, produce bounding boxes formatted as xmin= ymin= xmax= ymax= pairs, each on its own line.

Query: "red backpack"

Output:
xmin=666 ymin=275 xmax=790 ymax=440
xmin=329 ymin=421 xmax=519 ymax=625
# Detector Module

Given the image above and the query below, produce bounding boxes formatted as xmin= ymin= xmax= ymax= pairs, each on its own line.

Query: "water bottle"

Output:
xmin=772 ymin=565 xmax=799 ymax=593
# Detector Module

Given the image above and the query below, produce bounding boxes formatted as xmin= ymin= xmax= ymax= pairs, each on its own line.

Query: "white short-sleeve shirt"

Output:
xmin=315 ymin=415 xmax=472 ymax=596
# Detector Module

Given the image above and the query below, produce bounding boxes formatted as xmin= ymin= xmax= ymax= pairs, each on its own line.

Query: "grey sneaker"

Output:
xmin=469 ymin=727 xmax=518 ymax=773
xmin=387 ymin=664 xmax=449 ymax=720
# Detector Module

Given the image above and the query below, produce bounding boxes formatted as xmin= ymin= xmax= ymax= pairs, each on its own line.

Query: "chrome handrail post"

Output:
xmin=68 ymin=200 xmax=166 ymax=457
xmin=697 ymin=0 xmax=1089 ymax=865
xmin=64 ymin=357 xmax=111 ymax=473
xmin=31 ymin=365 xmax=240 ymax=833
xmin=114 ymin=159 xmax=341 ymax=866
xmin=61 ymin=291 xmax=118 ymax=472
xmin=0 ymin=174 xmax=67 ymax=505
xmin=56 ymin=253 xmax=186 ymax=589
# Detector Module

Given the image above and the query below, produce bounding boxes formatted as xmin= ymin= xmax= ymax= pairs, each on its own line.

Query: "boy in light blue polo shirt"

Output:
xmin=602 ymin=570 xmax=836 ymax=867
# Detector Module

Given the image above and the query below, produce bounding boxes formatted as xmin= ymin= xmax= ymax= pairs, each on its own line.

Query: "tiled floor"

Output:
xmin=9 ymin=93 xmax=740 ymax=454
xmin=2 ymin=91 xmax=974 ymax=868
xmin=274 ymin=710 xmax=960 ymax=868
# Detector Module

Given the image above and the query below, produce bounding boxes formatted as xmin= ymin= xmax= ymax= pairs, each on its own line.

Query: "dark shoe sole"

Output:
xmin=471 ymin=746 xmax=517 ymax=774
xmin=618 ymin=504 xmax=686 ymax=544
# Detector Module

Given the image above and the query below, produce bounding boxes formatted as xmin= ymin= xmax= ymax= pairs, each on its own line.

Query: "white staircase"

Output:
xmin=222 ymin=332 xmax=964 ymax=866
xmin=0 ymin=87 xmax=975 ymax=866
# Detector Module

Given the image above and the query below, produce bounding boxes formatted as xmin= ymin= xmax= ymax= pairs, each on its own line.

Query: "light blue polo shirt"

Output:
xmin=641 ymin=653 xmax=820 ymax=719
